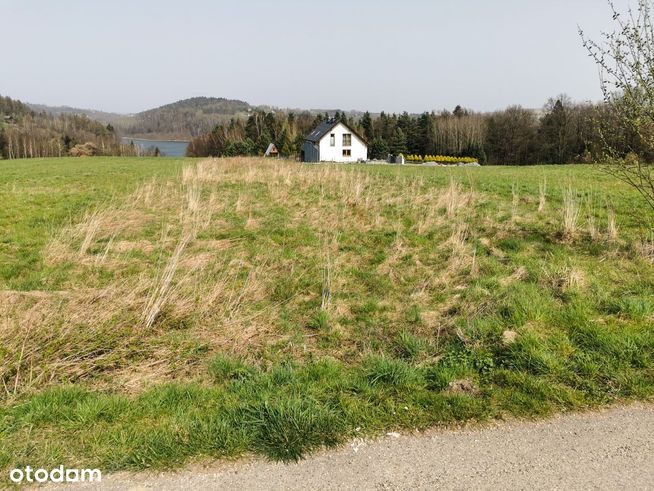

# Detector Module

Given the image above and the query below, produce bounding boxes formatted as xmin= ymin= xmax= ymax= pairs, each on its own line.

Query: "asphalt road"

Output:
xmin=44 ymin=403 xmax=654 ymax=490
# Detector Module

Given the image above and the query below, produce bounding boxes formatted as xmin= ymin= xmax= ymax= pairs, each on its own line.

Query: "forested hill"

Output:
xmin=0 ymin=95 xmax=139 ymax=159
xmin=28 ymin=97 xmax=254 ymax=140
xmin=26 ymin=103 xmax=125 ymax=124
xmin=22 ymin=97 xmax=369 ymax=141
xmin=123 ymin=97 xmax=252 ymax=139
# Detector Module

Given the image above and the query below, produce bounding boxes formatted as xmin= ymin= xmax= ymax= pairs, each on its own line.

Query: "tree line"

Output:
xmin=2 ymin=91 xmax=648 ymax=166
xmin=0 ymin=95 xmax=143 ymax=159
xmin=187 ymin=95 xmax=645 ymax=165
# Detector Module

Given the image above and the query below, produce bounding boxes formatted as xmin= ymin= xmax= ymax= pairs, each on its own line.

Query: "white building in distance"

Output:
xmin=300 ymin=119 xmax=368 ymax=163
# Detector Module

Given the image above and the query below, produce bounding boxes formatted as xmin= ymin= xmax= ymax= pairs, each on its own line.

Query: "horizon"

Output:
xmin=23 ymin=95 xmax=562 ymax=117
xmin=2 ymin=0 xmax=632 ymax=114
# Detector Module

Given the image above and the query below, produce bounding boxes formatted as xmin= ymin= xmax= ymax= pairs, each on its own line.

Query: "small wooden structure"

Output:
xmin=264 ymin=143 xmax=280 ymax=158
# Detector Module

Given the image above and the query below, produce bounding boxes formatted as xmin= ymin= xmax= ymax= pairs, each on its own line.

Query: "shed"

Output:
xmin=264 ymin=143 xmax=280 ymax=158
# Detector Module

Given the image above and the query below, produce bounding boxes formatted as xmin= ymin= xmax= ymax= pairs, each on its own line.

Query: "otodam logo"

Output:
xmin=9 ymin=466 xmax=102 ymax=484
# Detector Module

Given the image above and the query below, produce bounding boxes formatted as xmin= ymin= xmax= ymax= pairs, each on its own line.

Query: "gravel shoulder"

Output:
xmin=46 ymin=403 xmax=654 ymax=490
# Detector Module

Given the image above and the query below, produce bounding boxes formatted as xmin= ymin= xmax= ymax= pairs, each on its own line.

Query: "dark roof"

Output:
xmin=304 ymin=118 xmax=367 ymax=145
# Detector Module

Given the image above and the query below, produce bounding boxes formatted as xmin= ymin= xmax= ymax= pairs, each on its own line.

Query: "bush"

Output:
xmin=69 ymin=142 xmax=100 ymax=157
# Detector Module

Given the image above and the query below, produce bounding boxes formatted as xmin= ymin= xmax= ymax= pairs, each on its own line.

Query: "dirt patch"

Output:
xmin=447 ymin=378 xmax=480 ymax=395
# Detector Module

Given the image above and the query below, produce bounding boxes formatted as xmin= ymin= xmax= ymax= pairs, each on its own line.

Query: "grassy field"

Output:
xmin=0 ymin=157 xmax=652 ymax=474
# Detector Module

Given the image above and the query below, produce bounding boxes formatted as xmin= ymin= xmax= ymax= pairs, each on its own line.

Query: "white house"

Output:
xmin=300 ymin=119 xmax=368 ymax=163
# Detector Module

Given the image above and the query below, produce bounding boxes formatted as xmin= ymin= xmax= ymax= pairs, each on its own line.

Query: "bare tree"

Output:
xmin=581 ymin=0 xmax=654 ymax=212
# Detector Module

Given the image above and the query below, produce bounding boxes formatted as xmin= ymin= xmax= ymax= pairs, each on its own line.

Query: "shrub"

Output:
xmin=69 ymin=142 xmax=100 ymax=157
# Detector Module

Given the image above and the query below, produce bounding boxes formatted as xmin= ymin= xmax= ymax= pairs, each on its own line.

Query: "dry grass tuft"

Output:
xmin=500 ymin=266 xmax=529 ymax=286
xmin=563 ymin=267 xmax=586 ymax=291
xmin=538 ymin=178 xmax=547 ymax=212
xmin=439 ymin=178 xmax=472 ymax=218
xmin=511 ymin=182 xmax=519 ymax=220
xmin=637 ymin=233 xmax=654 ymax=262
xmin=607 ymin=207 xmax=619 ymax=241
xmin=78 ymin=211 xmax=102 ymax=256
xmin=562 ymin=185 xmax=580 ymax=239
xmin=585 ymin=194 xmax=599 ymax=240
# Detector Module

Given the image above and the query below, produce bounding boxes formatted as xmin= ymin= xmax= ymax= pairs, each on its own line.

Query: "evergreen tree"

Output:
xmin=257 ymin=129 xmax=272 ymax=154
xmin=245 ymin=113 xmax=259 ymax=141
xmin=225 ymin=138 xmax=256 ymax=156
xmin=264 ymin=112 xmax=276 ymax=136
xmin=397 ymin=112 xmax=419 ymax=153
xmin=360 ymin=111 xmax=374 ymax=141
xmin=277 ymin=128 xmax=290 ymax=156
xmin=389 ymin=128 xmax=408 ymax=155
xmin=369 ymin=138 xmax=389 ymax=160
xmin=416 ymin=112 xmax=434 ymax=155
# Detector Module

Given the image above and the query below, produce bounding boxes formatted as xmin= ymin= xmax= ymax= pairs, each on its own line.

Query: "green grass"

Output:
xmin=0 ymin=157 xmax=188 ymax=290
xmin=0 ymin=157 xmax=652 ymax=479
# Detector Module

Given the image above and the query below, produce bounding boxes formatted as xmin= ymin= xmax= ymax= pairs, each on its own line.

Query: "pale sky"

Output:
xmin=1 ymin=0 xmax=632 ymax=114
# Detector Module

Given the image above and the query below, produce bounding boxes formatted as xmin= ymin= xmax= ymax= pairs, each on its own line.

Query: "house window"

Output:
xmin=342 ymin=134 xmax=352 ymax=146
xmin=343 ymin=149 xmax=351 ymax=157
xmin=330 ymin=134 xmax=335 ymax=146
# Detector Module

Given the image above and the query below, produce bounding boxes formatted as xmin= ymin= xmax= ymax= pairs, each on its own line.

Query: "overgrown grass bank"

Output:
xmin=0 ymin=157 xmax=652 ymax=475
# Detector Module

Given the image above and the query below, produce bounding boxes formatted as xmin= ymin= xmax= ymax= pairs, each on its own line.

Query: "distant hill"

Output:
xmin=26 ymin=103 xmax=126 ymax=124
xmin=27 ymin=97 xmax=253 ymax=140
xmin=123 ymin=97 xmax=253 ymax=139
xmin=22 ymin=97 xmax=371 ymax=140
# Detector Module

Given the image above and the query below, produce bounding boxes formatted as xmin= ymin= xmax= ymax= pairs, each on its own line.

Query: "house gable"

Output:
xmin=302 ymin=119 xmax=368 ymax=162
xmin=317 ymin=122 xmax=367 ymax=162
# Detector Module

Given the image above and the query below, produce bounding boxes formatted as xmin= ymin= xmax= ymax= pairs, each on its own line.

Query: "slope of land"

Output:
xmin=0 ymin=157 xmax=652 ymax=478
xmin=26 ymin=97 xmax=253 ymax=140
xmin=121 ymin=97 xmax=252 ymax=139
xmin=0 ymin=95 xmax=136 ymax=159
xmin=26 ymin=103 xmax=126 ymax=124
xmin=45 ymin=403 xmax=654 ymax=491
xmin=24 ymin=97 xmax=372 ymax=141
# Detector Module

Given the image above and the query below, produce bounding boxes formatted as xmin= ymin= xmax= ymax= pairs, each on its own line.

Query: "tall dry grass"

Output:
xmin=638 ymin=233 xmax=654 ymax=262
xmin=8 ymin=157 xmax=623 ymax=397
xmin=538 ymin=178 xmax=547 ymax=212
xmin=562 ymin=186 xmax=580 ymax=238
xmin=438 ymin=177 xmax=473 ymax=219
xmin=607 ymin=207 xmax=619 ymax=241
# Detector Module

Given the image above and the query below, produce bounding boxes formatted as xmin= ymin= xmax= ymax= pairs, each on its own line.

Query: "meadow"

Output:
xmin=0 ymin=157 xmax=652 ymax=473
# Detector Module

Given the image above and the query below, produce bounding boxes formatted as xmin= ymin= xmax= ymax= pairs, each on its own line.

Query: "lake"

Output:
xmin=121 ymin=138 xmax=190 ymax=157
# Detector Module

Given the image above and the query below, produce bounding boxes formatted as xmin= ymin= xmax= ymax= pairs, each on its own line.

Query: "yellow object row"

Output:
xmin=404 ymin=154 xmax=477 ymax=163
